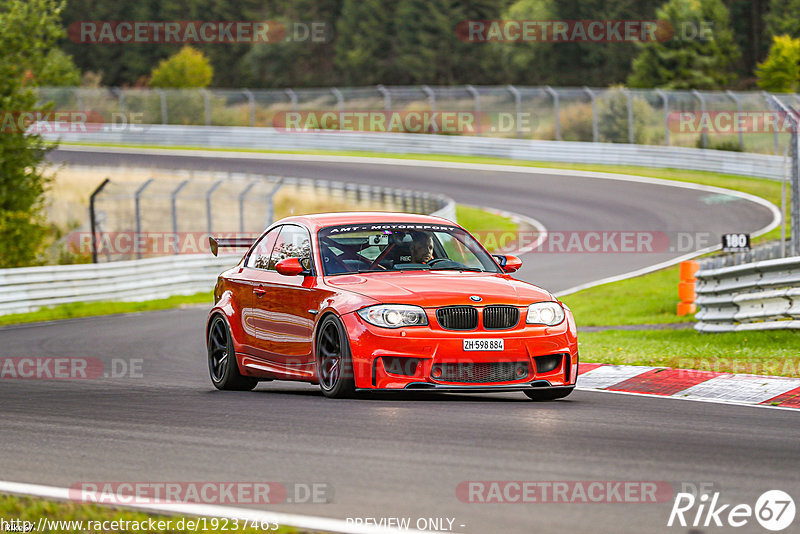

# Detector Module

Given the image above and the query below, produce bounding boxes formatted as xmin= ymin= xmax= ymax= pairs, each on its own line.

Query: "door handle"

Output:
xmin=253 ymin=287 xmax=267 ymax=297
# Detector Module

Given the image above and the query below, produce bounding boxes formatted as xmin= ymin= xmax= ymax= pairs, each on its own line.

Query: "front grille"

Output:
xmin=436 ymin=306 xmax=478 ymax=330
xmin=434 ymin=362 xmax=528 ymax=383
xmin=483 ymin=305 xmax=520 ymax=329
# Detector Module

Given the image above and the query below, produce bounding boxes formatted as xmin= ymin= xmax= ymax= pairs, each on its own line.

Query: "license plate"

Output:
xmin=463 ymin=339 xmax=504 ymax=351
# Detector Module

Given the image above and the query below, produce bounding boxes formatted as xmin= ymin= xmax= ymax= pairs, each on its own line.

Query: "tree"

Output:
xmin=334 ymin=0 xmax=398 ymax=85
xmin=756 ymin=35 xmax=800 ymax=92
xmin=491 ymin=0 xmax=556 ymax=85
xmin=0 ymin=0 xmax=68 ymax=267
xmin=628 ymin=0 xmax=740 ymax=89
xmin=37 ymin=48 xmax=81 ymax=86
xmin=765 ymin=0 xmax=800 ymax=40
xmin=149 ymin=46 xmax=213 ymax=88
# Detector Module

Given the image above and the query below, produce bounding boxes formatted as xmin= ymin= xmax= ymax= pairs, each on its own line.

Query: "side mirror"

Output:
xmin=493 ymin=254 xmax=522 ymax=273
xmin=275 ymin=257 xmax=308 ymax=276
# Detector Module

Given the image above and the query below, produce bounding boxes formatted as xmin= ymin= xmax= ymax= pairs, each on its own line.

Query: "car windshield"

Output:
xmin=317 ymin=222 xmax=502 ymax=276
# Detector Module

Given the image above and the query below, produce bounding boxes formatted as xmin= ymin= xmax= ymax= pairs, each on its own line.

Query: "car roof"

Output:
xmin=272 ymin=212 xmax=460 ymax=231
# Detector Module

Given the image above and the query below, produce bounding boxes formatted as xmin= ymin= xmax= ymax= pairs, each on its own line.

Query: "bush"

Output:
xmin=597 ymin=88 xmax=652 ymax=144
xmin=0 ymin=212 xmax=47 ymax=268
xmin=757 ymin=35 xmax=800 ymax=92
xmin=149 ymin=46 xmax=213 ymax=89
xmin=560 ymin=102 xmax=595 ymax=142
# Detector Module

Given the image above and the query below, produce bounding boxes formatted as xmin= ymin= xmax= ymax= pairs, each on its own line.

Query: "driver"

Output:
xmin=409 ymin=231 xmax=434 ymax=264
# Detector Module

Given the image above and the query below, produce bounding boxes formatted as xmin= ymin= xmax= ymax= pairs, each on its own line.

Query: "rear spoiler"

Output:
xmin=209 ymin=236 xmax=256 ymax=256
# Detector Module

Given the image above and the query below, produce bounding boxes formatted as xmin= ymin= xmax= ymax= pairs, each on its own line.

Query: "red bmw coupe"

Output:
xmin=206 ymin=212 xmax=578 ymax=400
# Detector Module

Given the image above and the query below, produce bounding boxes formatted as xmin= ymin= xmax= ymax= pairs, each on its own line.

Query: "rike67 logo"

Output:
xmin=668 ymin=489 xmax=795 ymax=531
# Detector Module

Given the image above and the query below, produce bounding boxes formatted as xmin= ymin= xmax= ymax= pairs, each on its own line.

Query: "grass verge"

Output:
xmin=0 ymin=205 xmax=516 ymax=327
xmin=577 ymin=329 xmax=800 ymax=378
xmin=0 ymin=494 xmax=308 ymax=533
xmin=561 ymin=265 xmax=691 ymax=327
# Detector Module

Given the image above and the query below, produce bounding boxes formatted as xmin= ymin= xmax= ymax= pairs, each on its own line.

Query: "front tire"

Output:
xmin=207 ymin=315 xmax=258 ymax=391
xmin=316 ymin=315 xmax=356 ymax=399
xmin=524 ymin=387 xmax=574 ymax=401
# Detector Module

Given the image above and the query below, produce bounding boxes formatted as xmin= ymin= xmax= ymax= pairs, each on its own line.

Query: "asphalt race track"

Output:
xmin=0 ymin=148 xmax=795 ymax=533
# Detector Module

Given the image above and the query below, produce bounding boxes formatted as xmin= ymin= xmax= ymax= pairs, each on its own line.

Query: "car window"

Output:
xmin=317 ymin=223 xmax=501 ymax=275
xmin=269 ymin=225 xmax=312 ymax=271
xmin=246 ymin=228 xmax=280 ymax=269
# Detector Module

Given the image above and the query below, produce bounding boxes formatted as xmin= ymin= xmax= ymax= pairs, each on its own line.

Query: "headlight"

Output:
xmin=526 ymin=301 xmax=565 ymax=326
xmin=357 ymin=304 xmax=428 ymax=328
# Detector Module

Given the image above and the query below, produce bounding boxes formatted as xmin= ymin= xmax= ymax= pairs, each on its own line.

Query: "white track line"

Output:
xmin=0 ymin=481 xmax=439 ymax=534
xmin=470 ymin=205 xmax=548 ymax=253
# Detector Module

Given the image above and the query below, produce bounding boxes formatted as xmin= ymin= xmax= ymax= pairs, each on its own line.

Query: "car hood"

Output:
xmin=324 ymin=271 xmax=554 ymax=307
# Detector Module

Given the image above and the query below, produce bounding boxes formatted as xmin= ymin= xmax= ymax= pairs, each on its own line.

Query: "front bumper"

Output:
xmin=341 ymin=311 xmax=579 ymax=390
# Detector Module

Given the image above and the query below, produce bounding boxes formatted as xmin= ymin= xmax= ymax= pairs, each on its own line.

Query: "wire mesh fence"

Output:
xmin=35 ymin=85 xmax=800 ymax=154
xmin=75 ymin=169 xmax=453 ymax=262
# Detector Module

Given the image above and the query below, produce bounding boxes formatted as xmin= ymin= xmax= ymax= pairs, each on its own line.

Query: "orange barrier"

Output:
xmin=677 ymin=260 xmax=699 ymax=316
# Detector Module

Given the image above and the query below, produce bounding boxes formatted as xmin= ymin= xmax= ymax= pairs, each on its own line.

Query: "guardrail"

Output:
xmin=694 ymin=256 xmax=800 ymax=332
xmin=0 ymin=254 xmax=236 ymax=315
xmin=50 ymin=126 xmax=789 ymax=180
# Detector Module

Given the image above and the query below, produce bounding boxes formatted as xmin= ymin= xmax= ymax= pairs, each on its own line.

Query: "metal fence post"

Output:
xmin=771 ymin=96 xmax=800 ymax=255
xmin=170 ymin=179 xmax=190 ymax=255
xmin=376 ymin=85 xmax=391 ymax=111
xmin=89 ymin=178 xmax=111 ymax=263
xmin=203 ymin=90 xmax=212 ymax=126
xmin=265 ymin=177 xmax=284 ymax=227
xmin=155 ymin=89 xmax=167 ymax=124
xmin=792 ymin=112 xmax=800 ymax=256
xmin=544 ymin=86 xmax=560 ymax=141
xmin=583 ymin=87 xmax=598 ymax=142
xmin=238 ymin=181 xmax=258 ymax=232
xmin=242 ymin=89 xmax=256 ymax=126
xmin=114 ymin=87 xmax=125 ymax=114
xmin=134 ymin=178 xmax=155 ymax=260
xmin=782 ymin=143 xmax=789 ymax=258
xmin=507 ymin=85 xmax=522 ymax=139
xmin=622 ymin=88 xmax=634 ymax=144
xmin=331 ymin=87 xmax=344 ymax=108
xmin=465 ymin=84 xmax=481 ymax=136
xmin=285 ymin=89 xmax=298 ymax=114
xmin=422 ymin=85 xmax=435 ymax=112
xmin=725 ymin=90 xmax=744 ymax=151
xmin=205 ymin=180 xmax=223 ymax=234
xmin=763 ymin=91 xmax=779 ymax=155
xmin=692 ymin=90 xmax=707 ymax=148
xmin=655 ymin=89 xmax=670 ymax=146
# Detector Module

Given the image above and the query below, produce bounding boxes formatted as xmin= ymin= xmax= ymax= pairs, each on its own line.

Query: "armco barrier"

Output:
xmin=48 ymin=126 xmax=788 ymax=181
xmin=694 ymin=256 xmax=800 ymax=332
xmin=0 ymin=254 xmax=238 ymax=315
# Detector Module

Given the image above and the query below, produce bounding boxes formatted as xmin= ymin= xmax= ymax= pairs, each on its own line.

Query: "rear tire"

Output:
xmin=316 ymin=315 xmax=356 ymax=399
xmin=207 ymin=315 xmax=258 ymax=391
xmin=524 ymin=387 xmax=573 ymax=401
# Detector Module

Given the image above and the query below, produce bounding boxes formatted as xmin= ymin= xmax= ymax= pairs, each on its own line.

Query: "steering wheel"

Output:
xmin=425 ymin=258 xmax=449 ymax=266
